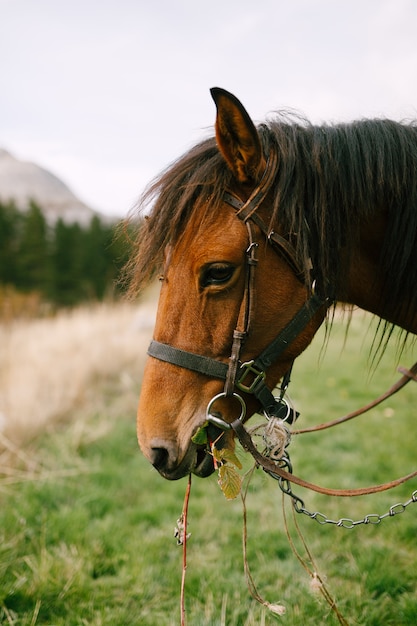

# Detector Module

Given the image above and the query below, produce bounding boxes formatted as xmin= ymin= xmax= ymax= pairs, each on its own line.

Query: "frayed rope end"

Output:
xmin=263 ymin=601 xmax=286 ymax=616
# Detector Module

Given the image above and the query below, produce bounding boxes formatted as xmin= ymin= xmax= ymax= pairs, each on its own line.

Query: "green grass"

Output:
xmin=1 ymin=312 xmax=417 ymax=625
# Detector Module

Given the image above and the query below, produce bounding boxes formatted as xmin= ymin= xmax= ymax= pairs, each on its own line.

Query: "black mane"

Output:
xmin=128 ymin=112 xmax=417 ymax=339
xmin=263 ymin=117 xmax=417 ymax=321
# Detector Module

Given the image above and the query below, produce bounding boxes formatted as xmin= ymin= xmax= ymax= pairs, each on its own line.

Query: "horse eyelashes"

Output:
xmin=200 ymin=264 xmax=235 ymax=288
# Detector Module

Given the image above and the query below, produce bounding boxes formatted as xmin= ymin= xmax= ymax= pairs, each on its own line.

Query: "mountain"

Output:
xmin=0 ymin=148 xmax=104 ymax=226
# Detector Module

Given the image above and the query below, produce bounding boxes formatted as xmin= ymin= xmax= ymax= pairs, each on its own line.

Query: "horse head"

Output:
xmin=135 ymin=88 xmax=326 ymax=479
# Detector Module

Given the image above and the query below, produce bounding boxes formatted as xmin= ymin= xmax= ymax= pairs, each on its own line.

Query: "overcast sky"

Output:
xmin=2 ymin=0 xmax=417 ymax=217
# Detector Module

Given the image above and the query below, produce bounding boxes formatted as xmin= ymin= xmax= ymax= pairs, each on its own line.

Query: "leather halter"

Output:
xmin=147 ymin=146 xmax=329 ymax=424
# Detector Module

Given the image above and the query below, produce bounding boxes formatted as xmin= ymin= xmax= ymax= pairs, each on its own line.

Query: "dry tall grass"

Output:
xmin=0 ymin=288 xmax=157 ymax=460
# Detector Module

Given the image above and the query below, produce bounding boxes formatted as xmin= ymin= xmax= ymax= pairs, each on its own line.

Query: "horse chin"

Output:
xmin=156 ymin=443 xmax=215 ymax=481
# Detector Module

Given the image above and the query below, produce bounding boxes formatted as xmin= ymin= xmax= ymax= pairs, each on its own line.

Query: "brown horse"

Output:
xmin=128 ymin=88 xmax=417 ymax=480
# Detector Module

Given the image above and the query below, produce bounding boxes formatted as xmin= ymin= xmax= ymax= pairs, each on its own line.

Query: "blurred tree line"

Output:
xmin=0 ymin=199 xmax=133 ymax=307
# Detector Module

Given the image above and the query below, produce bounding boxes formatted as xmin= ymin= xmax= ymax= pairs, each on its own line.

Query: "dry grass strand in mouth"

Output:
xmin=240 ymin=464 xmax=286 ymax=617
xmin=175 ymin=474 xmax=192 ymax=626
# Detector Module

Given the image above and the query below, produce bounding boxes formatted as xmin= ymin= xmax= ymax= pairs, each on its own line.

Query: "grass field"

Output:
xmin=1 ymin=302 xmax=417 ymax=625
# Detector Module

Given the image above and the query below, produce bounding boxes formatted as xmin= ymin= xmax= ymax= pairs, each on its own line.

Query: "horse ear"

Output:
xmin=210 ymin=87 xmax=265 ymax=183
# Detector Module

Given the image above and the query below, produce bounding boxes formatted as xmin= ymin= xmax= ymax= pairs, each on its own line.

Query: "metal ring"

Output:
xmin=264 ymin=397 xmax=291 ymax=422
xmin=206 ymin=392 xmax=246 ymax=430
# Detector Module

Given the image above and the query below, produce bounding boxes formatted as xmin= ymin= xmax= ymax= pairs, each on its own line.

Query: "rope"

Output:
xmin=231 ymin=418 xmax=417 ymax=498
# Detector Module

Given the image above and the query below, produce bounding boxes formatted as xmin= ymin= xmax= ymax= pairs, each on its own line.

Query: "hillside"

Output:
xmin=0 ymin=150 xmax=132 ymax=307
xmin=0 ymin=148 xmax=103 ymax=226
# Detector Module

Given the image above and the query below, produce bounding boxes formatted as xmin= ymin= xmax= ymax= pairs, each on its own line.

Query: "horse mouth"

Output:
xmin=193 ymin=447 xmax=216 ymax=477
xmin=158 ymin=444 xmax=215 ymax=480
xmin=192 ymin=423 xmax=229 ymax=477
xmin=157 ymin=424 xmax=228 ymax=480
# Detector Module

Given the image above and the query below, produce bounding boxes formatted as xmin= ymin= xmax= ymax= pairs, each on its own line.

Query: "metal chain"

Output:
xmin=272 ymin=453 xmax=417 ymax=528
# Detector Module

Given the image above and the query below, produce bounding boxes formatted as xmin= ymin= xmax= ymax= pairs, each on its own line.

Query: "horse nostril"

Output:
xmin=147 ymin=439 xmax=180 ymax=475
xmin=150 ymin=446 xmax=170 ymax=471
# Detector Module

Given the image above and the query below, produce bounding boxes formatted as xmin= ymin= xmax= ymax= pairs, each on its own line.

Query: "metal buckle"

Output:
xmin=236 ymin=360 xmax=266 ymax=394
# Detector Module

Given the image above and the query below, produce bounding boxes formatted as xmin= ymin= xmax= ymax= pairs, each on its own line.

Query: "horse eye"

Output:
xmin=201 ymin=263 xmax=235 ymax=287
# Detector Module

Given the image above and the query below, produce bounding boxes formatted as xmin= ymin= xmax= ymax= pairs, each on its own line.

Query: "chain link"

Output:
xmin=268 ymin=453 xmax=417 ymax=528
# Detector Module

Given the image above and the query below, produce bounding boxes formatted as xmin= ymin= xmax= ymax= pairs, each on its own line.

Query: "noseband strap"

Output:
xmin=147 ymin=340 xmax=228 ymax=380
xmin=148 ymin=291 xmax=326 ymax=417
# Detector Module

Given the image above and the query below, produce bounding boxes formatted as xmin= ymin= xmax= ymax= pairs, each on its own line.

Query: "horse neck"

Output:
xmin=340 ymin=211 xmax=417 ymax=334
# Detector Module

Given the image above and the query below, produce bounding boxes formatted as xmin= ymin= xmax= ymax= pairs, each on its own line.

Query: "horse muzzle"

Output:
xmin=146 ymin=420 xmax=233 ymax=480
xmin=146 ymin=438 xmax=214 ymax=480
